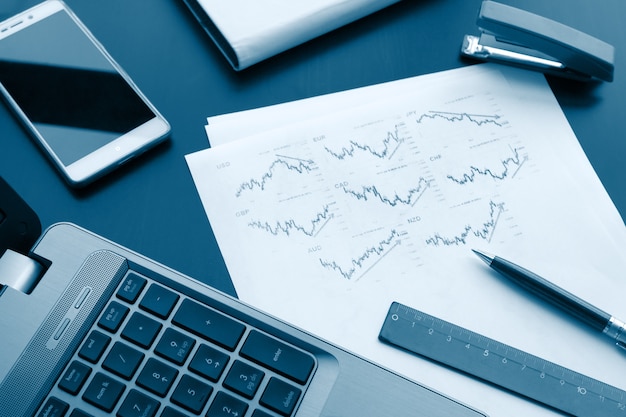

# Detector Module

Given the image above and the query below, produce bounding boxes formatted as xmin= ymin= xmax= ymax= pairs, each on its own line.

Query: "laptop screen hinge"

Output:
xmin=0 ymin=249 xmax=44 ymax=294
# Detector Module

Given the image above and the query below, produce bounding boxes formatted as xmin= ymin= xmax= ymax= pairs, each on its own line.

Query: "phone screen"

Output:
xmin=0 ymin=8 xmax=157 ymax=166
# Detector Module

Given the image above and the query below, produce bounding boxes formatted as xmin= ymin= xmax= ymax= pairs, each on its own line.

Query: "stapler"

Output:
xmin=461 ymin=1 xmax=615 ymax=82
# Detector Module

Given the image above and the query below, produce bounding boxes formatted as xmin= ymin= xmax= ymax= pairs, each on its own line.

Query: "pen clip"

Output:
xmin=461 ymin=1 xmax=615 ymax=82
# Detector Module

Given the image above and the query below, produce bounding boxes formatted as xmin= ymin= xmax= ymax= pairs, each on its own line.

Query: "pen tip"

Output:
xmin=472 ymin=249 xmax=494 ymax=265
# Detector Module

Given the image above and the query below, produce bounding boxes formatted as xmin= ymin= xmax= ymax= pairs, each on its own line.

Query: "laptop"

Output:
xmin=0 ymin=176 xmax=486 ymax=417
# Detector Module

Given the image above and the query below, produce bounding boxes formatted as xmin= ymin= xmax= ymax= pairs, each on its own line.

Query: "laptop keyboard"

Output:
xmin=37 ymin=271 xmax=316 ymax=417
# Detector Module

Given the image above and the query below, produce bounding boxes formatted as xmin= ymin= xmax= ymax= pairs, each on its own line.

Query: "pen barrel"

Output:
xmin=491 ymin=257 xmax=611 ymax=332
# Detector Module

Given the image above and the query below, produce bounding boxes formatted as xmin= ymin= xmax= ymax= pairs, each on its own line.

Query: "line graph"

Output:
xmin=319 ymin=229 xmax=404 ymax=280
xmin=341 ymin=178 xmax=431 ymax=207
xmin=425 ymin=200 xmax=506 ymax=246
xmin=415 ymin=110 xmax=504 ymax=127
xmin=247 ymin=204 xmax=334 ymax=237
xmin=235 ymin=155 xmax=317 ymax=197
xmin=447 ymin=146 xmax=528 ymax=185
xmin=190 ymin=69 xmax=537 ymax=294
xmin=324 ymin=123 xmax=405 ymax=160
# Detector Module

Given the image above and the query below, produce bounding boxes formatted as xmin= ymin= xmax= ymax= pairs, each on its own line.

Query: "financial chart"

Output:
xmin=206 ymin=90 xmax=532 ymax=285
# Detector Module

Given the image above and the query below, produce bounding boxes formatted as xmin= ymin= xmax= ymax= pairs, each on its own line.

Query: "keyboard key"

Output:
xmin=223 ymin=360 xmax=264 ymax=399
xmin=260 ymin=378 xmax=301 ymax=417
xmin=137 ymin=358 xmax=178 ymax=397
xmin=58 ymin=360 xmax=91 ymax=395
xmin=121 ymin=312 xmax=162 ymax=348
xmin=78 ymin=330 xmax=111 ymax=363
xmin=140 ymin=284 xmax=179 ymax=319
xmin=207 ymin=391 xmax=248 ymax=417
xmin=69 ymin=409 xmax=93 ymax=417
xmin=117 ymin=273 xmax=147 ymax=304
xmin=252 ymin=409 xmax=274 ymax=417
xmin=37 ymin=397 xmax=68 ymax=417
xmin=98 ymin=301 xmax=129 ymax=333
xmin=155 ymin=328 xmax=195 ymax=365
xmin=161 ymin=406 xmax=188 ymax=417
xmin=188 ymin=344 xmax=229 ymax=382
xmin=172 ymin=299 xmax=245 ymax=351
xmin=171 ymin=375 xmax=213 ymax=415
xmin=102 ymin=342 xmax=144 ymax=380
xmin=82 ymin=372 xmax=125 ymax=412
xmin=240 ymin=331 xmax=314 ymax=384
xmin=117 ymin=389 xmax=160 ymax=417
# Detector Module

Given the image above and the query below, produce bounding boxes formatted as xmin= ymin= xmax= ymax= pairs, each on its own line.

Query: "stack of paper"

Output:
xmin=186 ymin=64 xmax=626 ymax=416
xmin=181 ymin=0 xmax=401 ymax=70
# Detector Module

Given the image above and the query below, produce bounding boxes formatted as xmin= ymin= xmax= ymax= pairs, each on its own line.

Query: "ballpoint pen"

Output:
xmin=472 ymin=249 xmax=626 ymax=351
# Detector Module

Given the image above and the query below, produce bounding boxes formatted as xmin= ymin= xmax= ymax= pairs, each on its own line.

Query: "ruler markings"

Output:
xmin=379 ymin=301 xmax=626 ymax=416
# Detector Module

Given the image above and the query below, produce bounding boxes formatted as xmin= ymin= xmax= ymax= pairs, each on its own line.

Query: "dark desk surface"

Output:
xmin=1 ymin=0 xmax=625 ymax=296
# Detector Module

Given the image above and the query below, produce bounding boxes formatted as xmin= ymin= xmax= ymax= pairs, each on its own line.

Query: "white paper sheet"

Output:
xmin=187 ymin=65 xmax=626 ymax=416
xmin=195 ymin=0 xmax=400 ymax=70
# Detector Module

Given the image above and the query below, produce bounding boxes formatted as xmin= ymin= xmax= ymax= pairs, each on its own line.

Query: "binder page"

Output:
xmin=196 ymin=0 xmax=400 ymax=69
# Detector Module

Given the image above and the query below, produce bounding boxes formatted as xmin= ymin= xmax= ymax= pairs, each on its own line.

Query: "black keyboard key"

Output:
xmin=188 ymin=344 xmax=229 ymax=382
xmin=117 ymin=273 xmax=147 ymax=304
xmin=207 ymin=392 xmax=248 ymax=417
xmin=69 ymin=409 xmax=93 ymax=417
xmin=139 ymin=284 xmax=179 ymax=319
xmin=58 ymin=360 xmax=91 ymax=395
xmin=172 ymin=299 xmax=245 ymax=351
xmin=98 ymin=301 xmax=129 ymax=333
xmin=137 ymin=358 xmax=178 ymax=397
xmin=155 ymin=328 xmax=195 ymax=365
xmin=161 ymin=406 xmax=188 ymax=417
xmin=102 ymin=342 xmax=144 ymax=380
xmin=117 ymin=389 xmax=160 ymax=417
xmin=171 ymin=375 xmax=213 ymax=415
xmin=260 ymin=378 xmax=301 ymax=417
xmin=223 ymin=360 xmax=264 ymax=399
xmin=78 ymin=330 xmax=111 ymax=363
xmin=240 ymin=331 xmax=314 ymax=384
xmin=252 ymin=409 xmax=274 ymax=417
xmin=121 ymin=312 xmax=162 ymax=348
xmin=82 ymin=372 xmax=125 ymax=412
xmin=37 ymin=397 xmax=68 ymax=417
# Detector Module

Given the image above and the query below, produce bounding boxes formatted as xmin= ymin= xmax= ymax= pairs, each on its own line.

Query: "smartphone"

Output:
xmin=0 ymin=0 xmax=170 ymax=187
